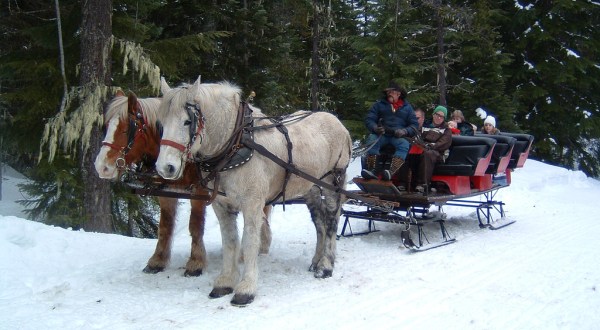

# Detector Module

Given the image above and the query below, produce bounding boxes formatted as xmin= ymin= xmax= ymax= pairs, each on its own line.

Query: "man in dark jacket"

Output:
xmin=413 ymin=105 xmax=453 ymax=193
xmin=362 ymin=81 xmax=419 ymax=180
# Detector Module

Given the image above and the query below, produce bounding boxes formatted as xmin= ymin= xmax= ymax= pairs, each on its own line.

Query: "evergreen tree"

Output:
xmin=504 ymin=0 xmax=600 ymax=176
xmin=446 ymin=0 xmax=516 ymax=129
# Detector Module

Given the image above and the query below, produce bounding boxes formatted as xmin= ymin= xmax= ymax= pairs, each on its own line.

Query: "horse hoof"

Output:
xmin=314 ymin=268 xmax=333 ymax=279
xmin=143 ymin=265 xmax=164 ymax=274
xmin=231 ymin=293 xmax=254 ymax=307
xmin=209 ymin=287 xmax=233 ymax=299
xmin=184 ymin=268 xmax=203 ymax=277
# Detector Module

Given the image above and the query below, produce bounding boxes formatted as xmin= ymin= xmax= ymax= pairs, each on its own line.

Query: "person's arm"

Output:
xmin=431 ymin=128 xmax=453 ymax=151
xmin=364 ymin=102 xmax=381 ymax=133
xmin=405 ymin=106 xmax=419 ymax=137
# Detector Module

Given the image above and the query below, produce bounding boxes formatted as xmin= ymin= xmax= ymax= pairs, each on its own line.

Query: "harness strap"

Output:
xmin=264 ymin=123 xmax=293 ymax=208
xmin=241 ymin=135 xmax=378 ymax=205
xmin=161 ymin=139 xmax=187 ymax=152
xmin=196 ymin=101 xmax=252 ymax=204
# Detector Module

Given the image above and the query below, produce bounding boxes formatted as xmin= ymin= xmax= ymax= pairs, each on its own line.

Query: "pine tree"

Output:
xmin=445 ymin=0 xmax=515 ymax=129
xmin=504 ymin=0 xmax=600 ymax=176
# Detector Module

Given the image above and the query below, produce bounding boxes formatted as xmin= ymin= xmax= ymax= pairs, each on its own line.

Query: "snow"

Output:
xmin=2 ymin=159 xmax=600 ymax=329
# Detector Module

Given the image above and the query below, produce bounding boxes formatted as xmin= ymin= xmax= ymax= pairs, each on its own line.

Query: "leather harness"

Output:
xmin=171 ymin=101 xmax=376 ymax=207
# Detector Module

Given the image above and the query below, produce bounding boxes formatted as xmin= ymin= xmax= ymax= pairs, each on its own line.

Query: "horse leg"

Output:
xmin=184 ymin=200 xmax=207 ymax=277
xmin=209 ymin=200 xmax=240 ymax=299
xmin=305 ymin=184 xmax=343 ymax=279
xmin=238 ymin=204 xmax=271 ymax=263
xmin=259 ymin=205 xmax=272 ymax=255
xmin=230 ymin=202 xmax=265 ymax=306
xmin=144 ymin=197 xmax=177 ymax=274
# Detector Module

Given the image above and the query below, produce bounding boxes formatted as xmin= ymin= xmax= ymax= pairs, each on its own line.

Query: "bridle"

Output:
xmin=101 ymin=101 xmax=148 ymax=168
xmin=160 ymin=101 xmax=205 ymax=161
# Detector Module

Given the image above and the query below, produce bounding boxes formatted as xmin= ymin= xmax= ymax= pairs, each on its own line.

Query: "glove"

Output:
xmin=394 ymin=129 xmax=408 ymax=138
xmin=374 ymin=126 xmax=385 ymax=135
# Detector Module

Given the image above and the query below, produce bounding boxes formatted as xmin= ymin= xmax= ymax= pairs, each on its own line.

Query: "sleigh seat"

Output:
xmin=431 ymin=136 xmax=496 ymax=194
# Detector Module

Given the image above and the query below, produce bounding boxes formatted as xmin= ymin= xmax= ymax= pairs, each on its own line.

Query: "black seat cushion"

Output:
xmin=434 ymin=136 xmax=496 ymax=176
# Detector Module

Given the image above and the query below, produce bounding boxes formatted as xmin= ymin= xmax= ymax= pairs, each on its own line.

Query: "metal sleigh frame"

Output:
xmin=338 ymin=182 xmax=514 ymax=251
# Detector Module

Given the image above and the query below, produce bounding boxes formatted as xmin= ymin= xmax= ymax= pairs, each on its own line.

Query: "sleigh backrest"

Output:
xmin=433 ymin=136 xmax=496 ymax=176
xmin=500 ymin=132 xmax=534 ymax=169
xmin=475 ymin=133 xmax=516 ymax=175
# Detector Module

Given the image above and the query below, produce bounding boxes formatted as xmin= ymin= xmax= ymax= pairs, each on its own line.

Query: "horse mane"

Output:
xmin=105 ymin=95 xmax=162 ymax=130
xmin=160 ymin=81 xmax=266 ymax=121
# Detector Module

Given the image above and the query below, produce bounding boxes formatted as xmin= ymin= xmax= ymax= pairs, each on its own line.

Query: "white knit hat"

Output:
xmin=484 ymin=116 xmax=496 ymax=127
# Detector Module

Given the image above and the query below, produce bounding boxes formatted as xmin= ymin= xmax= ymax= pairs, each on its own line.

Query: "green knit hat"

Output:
xmin=434 ymin=105 xmax=447 ymax=119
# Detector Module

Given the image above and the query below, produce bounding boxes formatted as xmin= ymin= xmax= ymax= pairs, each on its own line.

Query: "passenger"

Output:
xmin=398 ymin=108 xmax=426 ymax=190
xmin=447 ymin=120 xmax=461 ymax=135
xmin=450 ymin=110 xmax=475 ymax=136
xmin=362 ymin=81 xmax=419 ymax=181
xmin=414 ymin=107 xmax=425 ymax=130
xmin=412 ymin=105 xmax=453 ymax=193
xmin=481 ymin=116 xmax=500 ymax=135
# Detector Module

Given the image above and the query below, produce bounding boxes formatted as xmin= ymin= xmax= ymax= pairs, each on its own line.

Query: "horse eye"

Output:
xmin=184 ymin=120 xmax=192 ymax=126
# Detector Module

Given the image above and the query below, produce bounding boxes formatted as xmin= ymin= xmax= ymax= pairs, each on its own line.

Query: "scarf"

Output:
xmin=391 ymin=99 xmax=404 ymax=112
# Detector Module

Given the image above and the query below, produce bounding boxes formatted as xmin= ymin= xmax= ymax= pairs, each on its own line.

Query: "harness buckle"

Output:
xmin=116 ymin=157 xmax=126 ymax=169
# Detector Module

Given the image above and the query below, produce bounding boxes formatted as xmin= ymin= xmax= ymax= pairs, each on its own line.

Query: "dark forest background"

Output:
xmin=1 ymin=0 xmax=598 ymax=236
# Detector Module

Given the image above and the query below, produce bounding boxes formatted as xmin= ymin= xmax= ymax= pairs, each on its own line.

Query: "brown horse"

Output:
xmin=94 ymin=89 xmax=272 ymax=276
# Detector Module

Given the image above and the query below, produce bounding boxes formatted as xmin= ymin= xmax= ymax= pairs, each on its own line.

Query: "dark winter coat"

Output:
xmin=365 ymin=98 xmax=419 ymax=137
xmin=457 ymin=121 xmax=474 ymax=136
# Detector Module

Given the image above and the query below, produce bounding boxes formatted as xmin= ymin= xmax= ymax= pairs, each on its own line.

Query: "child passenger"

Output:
xmin=482 ymin=116 xmax=500 ymax=135
xmin=447 ymin=120 xmax=461 ymax=135
xmin=450 ymin=110 xmax=475 ymax=136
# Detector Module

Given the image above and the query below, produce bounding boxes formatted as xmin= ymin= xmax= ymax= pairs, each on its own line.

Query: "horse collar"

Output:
xmin=196 ymin=102 xmax=254 ymax=173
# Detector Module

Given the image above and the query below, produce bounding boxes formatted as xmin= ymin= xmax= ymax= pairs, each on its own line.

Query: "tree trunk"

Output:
xmin=435 ymin=4 xmax=447 ymax=106
xmin=79 ymin=0 xmax=113 ymax=233
xmin=311 ymin=0 xmax=320 ymax=111
xmin=54 ymin=0 xmax=68 ymax=113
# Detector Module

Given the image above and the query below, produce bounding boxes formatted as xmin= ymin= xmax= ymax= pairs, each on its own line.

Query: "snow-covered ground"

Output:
xmin=1 ymin=159 xmax=599 ymax=329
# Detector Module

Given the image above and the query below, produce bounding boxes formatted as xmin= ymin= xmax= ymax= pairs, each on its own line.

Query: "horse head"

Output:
xmin=155 ymin=77 xmax=240 ymax=180
xmin=94 ymin=91 xmax=161 ymax=180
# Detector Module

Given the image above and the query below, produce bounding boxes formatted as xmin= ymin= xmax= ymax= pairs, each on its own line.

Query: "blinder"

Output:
xmin=159 ymin=101 xmax=205 ymax=158
xmin=155 ymin=120 xmax=163 ymax=138
xmin=102 ymin=102 xmax=148 ymax=165
xmin=184 ymin=101 xmax=203 ymax=147
xmin=124 ymin=108 xmax=147 ymax=153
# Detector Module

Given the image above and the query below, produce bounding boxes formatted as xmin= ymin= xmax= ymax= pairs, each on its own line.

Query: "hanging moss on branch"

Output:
xmin=39 ymin=37 xmax=162 ymax=164
xmin=117 ymin=38 xmax=161 ymax=95
xmin=39 ymin=83 xmax=112 ymax=163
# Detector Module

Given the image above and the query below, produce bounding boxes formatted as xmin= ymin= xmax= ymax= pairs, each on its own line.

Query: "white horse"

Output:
xmin=155 ymin=78 xmax=352 ymax=306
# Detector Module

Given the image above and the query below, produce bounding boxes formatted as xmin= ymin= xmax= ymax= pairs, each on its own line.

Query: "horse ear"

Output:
xmin=160 ymin=76 xmax=171 ymax=95
xmin=193 ymin=75 xmax=202 ymax=91
xmin=115 ymin=89 xmax=126 ymax=97
xmin=127 ymin=92 xmax=138 ymax=115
